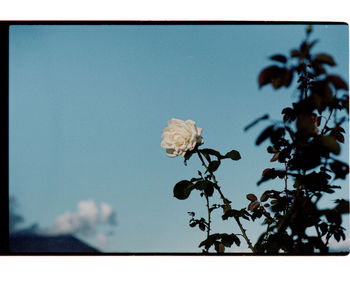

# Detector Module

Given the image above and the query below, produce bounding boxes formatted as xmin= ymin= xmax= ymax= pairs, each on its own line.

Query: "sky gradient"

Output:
xmin=9 ymin=24 xmax=349 ymax=252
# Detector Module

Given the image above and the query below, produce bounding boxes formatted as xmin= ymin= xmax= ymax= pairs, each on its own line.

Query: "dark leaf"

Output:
xmin=327 ymin=75 xmax=349 ymax=90
xmin=260 ymin=168 xmax=285 ymax=182
xmin=281 ymin=69 xmax=294 ymax=87
xmin=314 ymin=53 xmax=336 ymax=66
xmin=296 ymin=114 xmax=317 ymax=138
xmin=208 ymin=160 xmax=221 ymax=173
xmin=258 ymin=65 xmax=283 ymax=88
xmin=291 ymin=49 xmax=301 ymax=58
xmin=194 ymin=180 xmax=208 ymax=190
xmin=312 ymin=61 xmax=326 ymax=75
xmin=199 ymin=223 xmax=206 ymax=232
xmin=270 ymin=152 xmax=280 ymax=162
xmin=221 ymin=234 xmax=234 ymax=247
xmin=320 ymin=136 xmax=340 ymax=155
xmin=244 ymin=114 xmax=269 ymax=131
xmin=256 ymin=126 xmax=274 ymax=145
xmin=262 ymin=168 xmax=274 ymax=176
xmin=267 ymin=146 xmax=278 ymax=153
xmin=199 ymin=234 xmax=220 ymax=250
xmin=214 ymin=242 xmax=225 ymax=253
xmin=325 ymin=210 xmax=342 ymax=225
xmin=232 ymin=234 xmax=241 ymax=246
xmin=282 ymin=107 xmax=296 ymax=123
xmin=334 ymin=199 xmax=350 ymax=214
xmin=173 ymin=180 xmax=194 ymax=200
xmin=222 ymin=209 xmax=240 ymax=220
xmin=224 ymin=150 xmax=241 ymax=160
xmin=329 ymin=160 xmax=349 ymax=180
xmin=184 ymin=150 xmax=194 ymax=164
xmin=248 ymin=201 xmax=260 ymax=211
xmin=270 ymin=54 xmax=287 ymax=63
xmin=200 ymin=148 xmax=222 ymax=159
xmin=190 ymin=177 xmax=201 ymax=183
xmin=335 ymin=133 xmax=345 ymax=143
xmin=204 ymin=182 xmax=214 ymax=197
xmin=246 ymin=193 xmax=258 ymax=201
xmin=319 ymin=222 xmax=328 ymax=236
xmin=201 ymin=151 xmax=211 ymax=163
xmin=334 ymin=232 xmax=341 ymax=242
xmin=260 ymin=193 xmax=269 ymax=202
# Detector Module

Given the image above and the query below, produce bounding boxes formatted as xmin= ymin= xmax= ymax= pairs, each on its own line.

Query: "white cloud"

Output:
xmin=100 ymin=202 xmax=116 ymax=225
xmin=97 ymin=232 xmax=109 ymax=247
xmin=48 ymin=199 xmax=116 ymax=236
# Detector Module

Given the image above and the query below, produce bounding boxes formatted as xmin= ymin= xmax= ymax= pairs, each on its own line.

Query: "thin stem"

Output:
xmin=284 ymin=162 xmax=289 ymax=215
xmin=234 ymin=216 xmax=255 ymax=252
xmin=196 ymin=149 xmax=255 ymax=253
xmin=196 ymin=150 xmax=229 ymax=206
xmin=321 ymin=108 xmax=333 ymax=135
xmin=205 ymin=194 xmax=211 ymax=240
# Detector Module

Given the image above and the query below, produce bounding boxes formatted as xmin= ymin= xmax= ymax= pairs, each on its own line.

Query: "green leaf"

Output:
xmin=224 ymin=150 xmax=241 ymax=160
xmin=173 ymin=180 xmax=194 ymax=200
xmin=208 ymin=160 xmax=221 ymax=172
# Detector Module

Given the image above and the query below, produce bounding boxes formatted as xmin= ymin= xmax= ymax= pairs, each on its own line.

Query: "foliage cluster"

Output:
xmin=167 ymin=26 xmax=349 ymax=253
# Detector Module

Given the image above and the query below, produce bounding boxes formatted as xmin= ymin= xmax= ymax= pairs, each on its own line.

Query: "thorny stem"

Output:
xmin=196 ymin=150 xmax=228 ymax=205
xmin=234 ymin=216 xmax=255 ymax=252
xmin=196 ymin=149 xmax=256 ymax=253
xmin=205 ymin=194 xmax=211 ymax=240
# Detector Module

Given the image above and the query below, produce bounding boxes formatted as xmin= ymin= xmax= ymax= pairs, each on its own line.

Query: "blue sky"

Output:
xmin=9 ymin=24 xmax=349 ymax=252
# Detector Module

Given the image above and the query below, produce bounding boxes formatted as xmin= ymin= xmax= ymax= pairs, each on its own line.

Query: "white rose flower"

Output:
xmin=161 ymin=118 xmax=204 ymax=157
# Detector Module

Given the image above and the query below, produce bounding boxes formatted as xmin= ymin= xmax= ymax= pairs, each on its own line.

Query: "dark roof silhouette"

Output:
xmin=10 ymin=233 xmax=100 ymax=253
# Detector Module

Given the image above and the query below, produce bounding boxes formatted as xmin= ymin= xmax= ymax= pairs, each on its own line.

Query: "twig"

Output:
xmin=196 ymin=149 xmax=256 ymax=253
